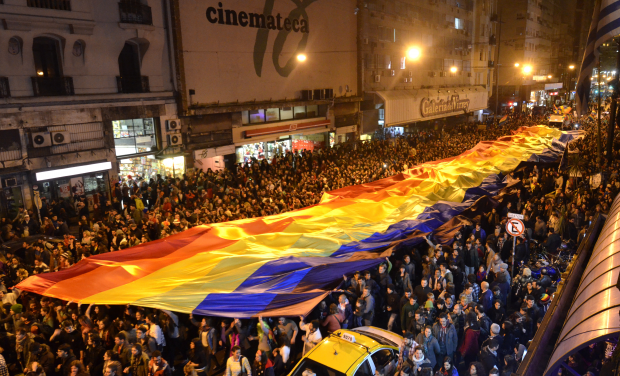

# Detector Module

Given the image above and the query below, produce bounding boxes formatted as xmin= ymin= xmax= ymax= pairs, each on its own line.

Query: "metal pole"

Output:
xmin=597 ymin=59 xmax=603 ymax=168
xmin=511 ymin=235 xmax=516 ymax=278
xmin=607 ymin=41 xmax=620 ymax=164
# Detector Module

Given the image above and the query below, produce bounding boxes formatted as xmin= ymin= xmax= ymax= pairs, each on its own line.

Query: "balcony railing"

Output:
xmin=31 ymin=76 xmax=74 ymax=96
xmin=119 ymin=2 xmax=153 ymax=25
xmin=27 ymin=0 xmax=71 ymax=11
xmin=116 ymin=76 xmax=150 ymax=93
xmin=0 ymin=77 xmax=10 ymax=98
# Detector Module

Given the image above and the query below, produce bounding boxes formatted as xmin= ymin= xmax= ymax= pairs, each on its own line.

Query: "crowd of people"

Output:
xmin=0 ymin=110 xmax=617 ymax=376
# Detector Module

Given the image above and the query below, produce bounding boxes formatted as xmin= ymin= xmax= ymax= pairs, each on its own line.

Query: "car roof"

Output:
xmin=306 ymin=329 xmax=386 ymax=374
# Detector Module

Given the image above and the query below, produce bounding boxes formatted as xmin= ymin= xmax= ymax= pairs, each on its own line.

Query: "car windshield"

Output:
xmin=352 ymin=329 xmax=398 ymax=347
xmin=290 ymin=358 xmax=347 ymax=376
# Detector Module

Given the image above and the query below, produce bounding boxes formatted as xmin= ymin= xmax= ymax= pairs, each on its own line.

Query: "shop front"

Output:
xmin=119 ymin=155 xmax=185 ymax=181
xmin=233 ymin=117 xmax=332 ymax=164
xmin=33 ymin=161 xmax=113 ymax=214
xmin=372 ymin=85 xmax=489 ymax=127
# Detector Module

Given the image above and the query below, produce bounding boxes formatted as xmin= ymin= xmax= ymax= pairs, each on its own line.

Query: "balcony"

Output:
xmin=27 ymin=0 xmax=71 ymax=11
xmin=0 ymin=77 xmax=10 ymax=98
xmin=31 ymin=76 xmax=74 ymax=96
xmin=116 ymin=76 xmax=150 ymax=93
xmin=119 ymin=2 xmax=153 ymax=25
xmin=488 ymin=61 xmax=495 ymax=68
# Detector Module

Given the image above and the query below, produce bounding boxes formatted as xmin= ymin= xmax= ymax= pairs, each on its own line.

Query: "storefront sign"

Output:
xmin=179 ymin=0 xmax=356 ymax=103
xmin=244 ymin=119 xmax=330 ymax=138
xmin=420 ymin=95 xmax=470 ymax=118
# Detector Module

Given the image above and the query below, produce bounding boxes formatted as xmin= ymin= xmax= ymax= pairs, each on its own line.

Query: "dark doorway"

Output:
xmin=33 ymin=37 xmax=62 ymax=78
xmin=117 ymin=42 xmax=147 ymax=93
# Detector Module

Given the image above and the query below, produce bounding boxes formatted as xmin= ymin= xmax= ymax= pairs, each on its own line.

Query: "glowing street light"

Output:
xmin=450 ymin=66 xmax=458 ymax=73
xmin=514 ymin=63 xmax=520 ymax=67
xmin=569 ymin=65 xmax=575 ymax=70
xmin=522 ymin=65 xmax=533 ymax=74
xmin=406 ymin=47 xmax=422 ymax=61
xmin=547 ymin=75 xmax=552 ymax=79
xmin=296 ymin=54 xmax=307 ymax=62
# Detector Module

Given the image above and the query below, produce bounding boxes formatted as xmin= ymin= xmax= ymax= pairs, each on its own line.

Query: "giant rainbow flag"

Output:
xmin=17 ymin=126 xmax=576 ymax=317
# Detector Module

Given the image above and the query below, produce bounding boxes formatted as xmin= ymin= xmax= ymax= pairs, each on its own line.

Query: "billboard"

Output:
xmin=177 ymin=0 xmax=358 ymax=105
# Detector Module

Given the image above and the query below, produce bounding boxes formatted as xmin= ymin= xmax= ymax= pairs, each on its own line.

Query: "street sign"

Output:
xmin=507 ymin=212 xmax=524 ymax=220
xmin=506 ymin=218 xmax=525 ymax=236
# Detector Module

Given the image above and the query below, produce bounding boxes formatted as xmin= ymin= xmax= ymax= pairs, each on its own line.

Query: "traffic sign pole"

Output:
xmin=506 ymin=218 xmax=525 ymax=279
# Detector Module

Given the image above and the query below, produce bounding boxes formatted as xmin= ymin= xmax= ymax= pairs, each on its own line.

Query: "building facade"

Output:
xmin=496 ymin=0 xmax=587 ymax=111
xmin=359 ymin=0 xmax=497 ymax=135
xmin=169 ymin=0 xmax=360 ymax=170
xmin=0 ymin=0 xmax=176 ymax=221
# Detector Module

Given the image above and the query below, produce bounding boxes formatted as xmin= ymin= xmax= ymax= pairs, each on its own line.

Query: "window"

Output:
xmin=241 ymin=111 xmax=250 ymax=124
xmin=371 ymin=349 xmax=396 ymax=370
xmin=455 ymin=18 xmax=462 ymax=30
xmin=354 ymin=360 xmax=374 ymax=376
xmin=400 ymin=57 xmax=406 ymax=69
xmin=294 ymin=106 xmax=306 ymax=119
xmin=33 ymin=37 xmax=62 ymax=78
xmin=290 ymin=359 xmax=346 ymax=376
xmin=265 ymin=108 xmax=280 ymax=122
xmin=118 ymin=41 xmax=149 ymax=93
xmin=306 ymin=105 xmax=318 ymax=117
xmin=249 ymin=110 xmax=265 ymax=123
xmin=280 ymin=107 xmax=294 ymax=120
xmin=27 ymin=0 xmax=71 ymax=11
xmin=112 ymin=118 xmax=156 ymax=156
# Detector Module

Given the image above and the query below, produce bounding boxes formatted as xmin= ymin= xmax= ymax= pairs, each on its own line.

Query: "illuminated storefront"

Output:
xmin=119 ymin=155 xmax=185 ymax=180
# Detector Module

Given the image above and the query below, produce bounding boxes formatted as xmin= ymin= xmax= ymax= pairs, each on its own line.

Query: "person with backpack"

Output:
xmin=226 ymin=346 xmax=252 ymax=376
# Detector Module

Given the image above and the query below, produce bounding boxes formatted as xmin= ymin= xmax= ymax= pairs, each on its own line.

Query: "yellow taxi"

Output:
xmin=288 ymin=327 xmax=403 ymax=376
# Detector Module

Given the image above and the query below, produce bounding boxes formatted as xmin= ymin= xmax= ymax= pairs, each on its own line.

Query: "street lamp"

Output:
xmin=522 ymin=65 xmax=533 ymax=74
xmin=514 ymin=63 xmax=520 ymax=67
xmin=406 ymin=47 xmax=421 ymax=61
xmin=450 ymin=66 xmax=458 ymax=73
xmin=569 ymin=65 xmax=575 ymax=70
xmin=547 ymin=75 xmax=552 ymax=79
xmin=296 ymin=54 xmax=307 ymax=62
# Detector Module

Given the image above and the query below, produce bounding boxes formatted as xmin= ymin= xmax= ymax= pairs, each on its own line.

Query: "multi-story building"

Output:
xmin=0 ymin=0 xmax=176 ymax=220
xmin=496 ymin=0 xmax=587 ymax=111
xmin=358 ymin=0 xmax=497 ymax=135
xmin=168 ymin=0 xmax=360 ymax=170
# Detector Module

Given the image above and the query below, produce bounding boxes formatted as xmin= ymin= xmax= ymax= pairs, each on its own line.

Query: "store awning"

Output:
xmin=373 ymin=86 xmax=488 ymax=127
xmin=544 ymin=194 xmax=620 ymax=375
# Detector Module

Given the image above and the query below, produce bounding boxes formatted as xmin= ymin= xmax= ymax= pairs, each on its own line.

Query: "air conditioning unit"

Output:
xmin=301 ymin=89 xmax=314 ymax=101
xmin=390 ymin=70 xmax=396 ymax=76
xmin=374 ymin=75 xmax=381 ymax=82
xmin=51 ymin=131 xmax=71 ymax=145
xmin=168 ymin=133 xmax=182 ymax=146
xmin=32 ymin=132 xmax=52 ymax=148
xmin=166 ymin=119 xmax=181 ymax=131
xmin=314 ymin=89 xmax=326 ymax=100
